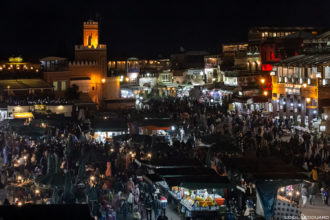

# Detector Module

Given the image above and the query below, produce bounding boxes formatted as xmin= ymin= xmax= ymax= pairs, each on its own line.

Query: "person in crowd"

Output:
xmin=309 ymin=183 xmax=318 ymax=205
xmin=321 ymin=188 xmax=329 ymax=206
xmin=301 ymin=185 xmax=308 ymax=207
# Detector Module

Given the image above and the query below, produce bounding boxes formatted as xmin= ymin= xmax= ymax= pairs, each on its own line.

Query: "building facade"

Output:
xmin=42 ymin=20 xmax=109 ymax=106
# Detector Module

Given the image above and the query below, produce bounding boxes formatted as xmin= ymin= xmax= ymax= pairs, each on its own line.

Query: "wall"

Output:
xmin=103 ymin=77 xmax=121 ymax=100
xmin=139 ymin=77 xmax=157 ymax=88
xmin=47 ymin=105 xmax=72 ymax=117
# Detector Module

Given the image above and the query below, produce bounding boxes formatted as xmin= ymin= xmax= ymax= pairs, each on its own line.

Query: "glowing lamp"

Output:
xmin=306 ymin=98 xmax=311 ymax=103
xmin=147 ymin=153 xmax=152 ymax=158
xmin=90 ymin=176 xmax=95 ymax=181
xmin=18 ymin=202 xmax=23 ymax=207
xmin=263 ymin=91 xmax=268 ymax=96
xmin=101 ymin=78 xmax=106 ymax=84
xmin=125 ymin=77 xmax=129 ymax=82
xmin=35 ymin=189 xmax=40 ymax=195
xmin=303 ymin=83 xmax=307 ymax=88
xmin=260 ymin=78 xmax=265 ymax=84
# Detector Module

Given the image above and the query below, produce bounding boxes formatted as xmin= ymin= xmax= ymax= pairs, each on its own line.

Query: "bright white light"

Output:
xmin=211 ymin=99 xmax=214 ymax=103
xmin=313 ymin=110 xmax=317 ymax=114
xmin=200 ymin=71 xmax=204 ymax=76
xmin=320 ymin=125 xmax=326 ymax=131
xmin=298 ymin=104 xmax=301 ymax=107
xmin=282 ymin=101 xmax=286 ymax=105
xmin=290 ymin=103 xmax=293 ymax=106
xmin=130 ymin=72 xmax=138 ymax=79
xmin=171 ymin=126 xmax=175 ymax=131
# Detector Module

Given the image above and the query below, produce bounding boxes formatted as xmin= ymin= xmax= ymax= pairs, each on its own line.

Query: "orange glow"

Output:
xmin=260 ymin=78 xmax=265 ymax=84
xmin=83 ymin=21 xmax=99 ymax=48
xmin=101 ymin=78 xmax=106 ymax=84
xmin=263 ymin=91 xmax=268 ymax=96
xmin=13 ymin=112 xmax=33 ymax=119
xmin=303 ymin=83 xmax=307 ymax=88
xmin=306 ymin=98 xmax=311 ymax=103
xmin=125 ymin=77 xmax=129 ymax=82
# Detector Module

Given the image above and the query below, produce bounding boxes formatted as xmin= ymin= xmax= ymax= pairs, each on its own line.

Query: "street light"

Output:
xmin=260 ymin=78 xmax=265 ymax=84
xmin=263 ymin=91 xmax=268 ymax=96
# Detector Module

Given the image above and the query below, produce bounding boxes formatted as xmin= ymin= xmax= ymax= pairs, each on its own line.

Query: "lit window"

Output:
xmin=53 ymin=81 xmax=58 ymax=91
xmin=61 ymin=81 xmax=66 ymax=91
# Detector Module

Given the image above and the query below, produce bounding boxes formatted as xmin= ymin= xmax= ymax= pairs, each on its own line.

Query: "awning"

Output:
xmin=143 ymin=174 xmax=164 ymax=185
xmin=143 ymin=125 xmax=170 ymax=130
xmin=163 ymin=175 xmax=232 ymax=189
xmin=0 ymin=79 xmax=53 ymax=90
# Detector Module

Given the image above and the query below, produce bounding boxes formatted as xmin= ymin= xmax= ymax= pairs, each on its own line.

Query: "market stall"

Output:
xmin=164 ymin=175 xmax=231 ymax=219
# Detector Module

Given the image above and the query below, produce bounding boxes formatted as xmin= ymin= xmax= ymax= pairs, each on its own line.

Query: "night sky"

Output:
xmin=0 ymin=0 xmax=329 ymax=61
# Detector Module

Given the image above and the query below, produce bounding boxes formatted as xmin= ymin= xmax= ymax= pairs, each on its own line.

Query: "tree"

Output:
xmin=65 ymin=84 xmax=80 ymax=100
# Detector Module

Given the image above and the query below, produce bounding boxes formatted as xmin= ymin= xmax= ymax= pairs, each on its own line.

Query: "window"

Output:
xmin=162 ymin=74 xmax=169 ymax=82
xmin=61 ymin=81 xmax=66 ymax=91
xmin=53 ymin=81 xmax=58 ymax=91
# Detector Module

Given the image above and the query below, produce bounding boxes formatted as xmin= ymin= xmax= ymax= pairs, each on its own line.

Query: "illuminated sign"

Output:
xmin=13 ymin=112 xmax=33 ymax=119
xmin=262 ymin=64 xmax=273 ymax=71
xmin=34 ymin=105 xmax=45 ymax=110
xmin=9 ymin=57 xmax=23 ymax=63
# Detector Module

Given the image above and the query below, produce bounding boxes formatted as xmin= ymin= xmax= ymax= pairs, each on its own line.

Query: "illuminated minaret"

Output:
xmin=83 ymin=20 xmax=99 ymax=48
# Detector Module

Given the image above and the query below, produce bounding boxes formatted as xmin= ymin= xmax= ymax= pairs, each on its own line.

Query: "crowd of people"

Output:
xmin=0 ymin=96 xmax=328 ymax=219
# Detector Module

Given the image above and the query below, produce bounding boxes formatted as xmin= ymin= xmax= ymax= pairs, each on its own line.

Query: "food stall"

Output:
xmin=161 ymin=173 xmax=231 ymax=219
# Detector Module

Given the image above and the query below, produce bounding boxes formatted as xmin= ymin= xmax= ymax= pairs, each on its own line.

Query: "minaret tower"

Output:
xmin=83 ymin=20 xmax=99 ymax=48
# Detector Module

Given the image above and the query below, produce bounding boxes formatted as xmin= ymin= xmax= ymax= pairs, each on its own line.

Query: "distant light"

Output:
xmin=200 ymin=71 xmax=204 ymax=76
xmin=313 ymin=110 xmax=317 ymax=114
xmin=101 ymin=78 xmax=106 ymax=84
xmin=306 ymin=98 xmax=311 ymax=103
xmin=303 ymin=83 xmax=307 ymax=88
xmin=263 ymin=91 xmax=268 ymax=96
xmin=171 ymin=126 xmax=175 ymax=131
xmin=260 ymin=78 xmax=265 ymax=84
